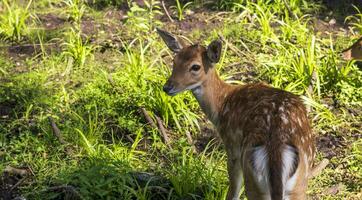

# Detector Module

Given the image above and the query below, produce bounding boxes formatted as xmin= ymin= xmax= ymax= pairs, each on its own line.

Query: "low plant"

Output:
xmin=171 ymin=0 xmax=193 ymax=21
xmin=61 ymin=28 xmax=96 ymax=69
xmin=345 ymin=5 xmax=362 ymax=34
xmin=64 ymin=0 xmax=86 ymax=23
xmin=0 ymin=0 xmax=33 ymax=42
xmin=125 ymin=0 xmax=162 ymax=35
xmin=87 ymin=0 xmax=129 ymax=8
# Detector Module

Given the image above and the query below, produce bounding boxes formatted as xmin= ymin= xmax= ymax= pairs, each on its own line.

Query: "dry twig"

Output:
xmin=140 ymin=108 xmax=172 ymax=148
xmin=325 ymin=183 xmax=345 ymax=195
xmin=140 ymin=108 xmax=157 ymax=129
xmin=4 ymin=166 xmax=30 ymax=176
xmin=218 ymin=34 xmax=255 ymax=62
xmin=185 ymin=131 xmax=197 ymax=153
xmin=45 ymin=185 xmax=83 ymax=199
xmin=10 ymin=176 xmax=28 ymax=192
xmin=309 ymin=158 xmax=329 ymax=179
xmin=224 ymin=62 xmax=243 ymax=69
xmin=155 ymin=116 xmax=171 ymax=147
xmin=48 ymin=116 xmax=73 ymax=155
xmin=161 ymin=1 xmax=174 ymax=22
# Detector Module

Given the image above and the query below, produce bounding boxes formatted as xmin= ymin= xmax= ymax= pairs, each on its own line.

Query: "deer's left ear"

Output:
xmin=207 ymin=40 xmax=222 ymax=63
xmin=156 ymin=28 xmax=184 ymax=53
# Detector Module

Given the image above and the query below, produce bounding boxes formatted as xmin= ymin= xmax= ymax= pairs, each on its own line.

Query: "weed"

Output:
xmin=64 ymin=0 xmax=86 ymax=23
xmin=0 ymin=0 xmax=33 ymax=42
xmin=87 ymin=0 xmax=129 ymax=8
xmin=171 ymin=0 xmax=193 ymax=21
xmin=345 ymin=5 xmax=362 ymax=34
xmin=61 ymin=28 xmax=96 ymax=69
xmin=125 ymin=0 xmax=162 ymax=35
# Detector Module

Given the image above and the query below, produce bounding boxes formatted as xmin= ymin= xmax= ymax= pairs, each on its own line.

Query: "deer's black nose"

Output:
xmin=163 ymin=84 xmax=174 ymax=93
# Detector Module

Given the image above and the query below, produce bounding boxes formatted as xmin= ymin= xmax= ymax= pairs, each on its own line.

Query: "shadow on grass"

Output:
xmin=29 ymin=157 xmax=172 ymax=200
xmin=317 ymin=0 xmax=362 ymax=22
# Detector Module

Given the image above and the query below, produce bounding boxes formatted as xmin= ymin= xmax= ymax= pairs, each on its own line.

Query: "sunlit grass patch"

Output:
xmin=0 ymin=0 xmax=34 ymax=42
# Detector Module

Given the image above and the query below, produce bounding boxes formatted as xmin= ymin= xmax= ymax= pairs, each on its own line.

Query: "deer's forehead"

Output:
xmin=174 ymin=45 xmax=205 ymax=65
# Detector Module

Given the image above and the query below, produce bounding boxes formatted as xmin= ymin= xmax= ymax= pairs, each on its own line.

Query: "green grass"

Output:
xmin=171 ymin=0 xmax=193 ymax=21
xmin=0 ymin=0 xmax=361 ymax=199
xmin=0 ymin=0 xmax=34 ymax=42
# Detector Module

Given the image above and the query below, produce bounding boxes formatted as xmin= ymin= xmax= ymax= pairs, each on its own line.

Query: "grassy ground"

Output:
xmin=0 ymin=0 xmax=361 ymax=199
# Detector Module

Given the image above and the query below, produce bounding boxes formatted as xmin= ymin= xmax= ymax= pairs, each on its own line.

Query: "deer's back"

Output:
xmin=218 ymin=83 xmax=314 ymax=163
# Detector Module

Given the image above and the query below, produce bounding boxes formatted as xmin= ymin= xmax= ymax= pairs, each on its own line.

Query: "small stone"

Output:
xmin=328 ymin=18 xmax=336 ymax=26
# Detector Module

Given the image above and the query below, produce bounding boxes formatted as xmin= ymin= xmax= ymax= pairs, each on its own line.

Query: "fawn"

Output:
xmin=157 ymin=28 xmax=315 ymax=200
xmin=342 ymin=36 xmax=362 ymax=61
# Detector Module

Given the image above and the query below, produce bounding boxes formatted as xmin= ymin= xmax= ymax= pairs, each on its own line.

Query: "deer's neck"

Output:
xmin=191 ymin=70 xmax=235 ymax=125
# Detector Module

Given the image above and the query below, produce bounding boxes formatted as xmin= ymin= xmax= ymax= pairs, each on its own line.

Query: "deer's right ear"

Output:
xmin=207 ymin=40 xmax=222 ymax=63
xmin=156 ymin=28 xmax=183 ymax=53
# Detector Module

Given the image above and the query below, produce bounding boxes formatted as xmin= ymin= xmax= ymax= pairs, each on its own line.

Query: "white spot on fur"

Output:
xmin=267 ymin=115 xmax=271 ymax=125
xmin=291 ymin=128 xmax=296 ymax=134
xmin=301 ymin=137 xmax=305 ymax=143
xmin=252 ymin=146 xmax=270 ymax=196
xmin=297 ymin=118 xmax=302 ymax=127
xmin=279 ymin=106 xmax=285 ymax=112
xmin=281 ymin=113 xmax=289 ymax=124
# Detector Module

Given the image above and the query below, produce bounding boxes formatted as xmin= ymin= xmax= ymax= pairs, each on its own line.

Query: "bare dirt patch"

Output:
xmin=38 ymin=13 xmax=67 ymax=30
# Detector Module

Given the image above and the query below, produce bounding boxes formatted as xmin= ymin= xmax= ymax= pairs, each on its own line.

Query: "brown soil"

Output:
xmin=38 ymin=13 xmax=67 ymax=30
xmin=316 ymin=133 xmax=348 ymax=159
xmin=161 ymin=8 xmax=224 ymax=38
xmin=0 ymin=171 xmax=27 ymax=200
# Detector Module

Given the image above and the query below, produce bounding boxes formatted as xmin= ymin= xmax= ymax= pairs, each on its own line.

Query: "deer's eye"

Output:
xmin=190 ymin=64 xmax=201 ymax=71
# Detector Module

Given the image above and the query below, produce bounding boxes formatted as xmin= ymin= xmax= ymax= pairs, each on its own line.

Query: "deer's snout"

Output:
xmin=163 ymin=81 xmax=176 ymax=95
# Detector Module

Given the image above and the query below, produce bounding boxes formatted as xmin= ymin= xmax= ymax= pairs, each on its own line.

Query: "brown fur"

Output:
xmin=342 ymin=37 xmax=362 ymax=61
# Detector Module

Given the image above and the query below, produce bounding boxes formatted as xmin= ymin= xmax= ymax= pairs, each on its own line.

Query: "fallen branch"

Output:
xmin=4 ymin=166 xmax=30 ymax=176
xmin=161 ymin=1 xmax=174 ymax=22
xmin=48 ymin=117 xmax=66 ymax=144
xmin=205 ymin=11 xmax=232 ymax=22
xmin=309 ymin=158 xmax=329 ymax=179
xmin=125 ymin=134 xmax=135 ymax=143
xmin=218 ymin=34 xmax=244 ymax=57
xmin=48 ymin=116 xmax=73 ymax=155
xmin=218 ymin=34 xmax=255 ymax=62
xmin=155 ymin=116 xmax=171 ymax=147
xmin=45 ymin=185 xmax=83 ymax=200
xmin=26 ymin=164 xmax=36 ymax=177
xmin=140 ymin=107 xmax=172 ymax=148
xmin=10 ymin=176 xmax=28 ymax=192
xmin=140 ymin=108 xmax=157 ymax=129
xmin=224 ymin=62 xmax=242 ymax=69
xmin=185 ymin=131 xmax=197 ymax=153
xmin=325 ymin=183 xmax=345 ymax=195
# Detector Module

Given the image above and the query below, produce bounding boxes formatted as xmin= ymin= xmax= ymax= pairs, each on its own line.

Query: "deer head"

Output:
xmin=157 ymin=28 xmax=222 ymax=96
